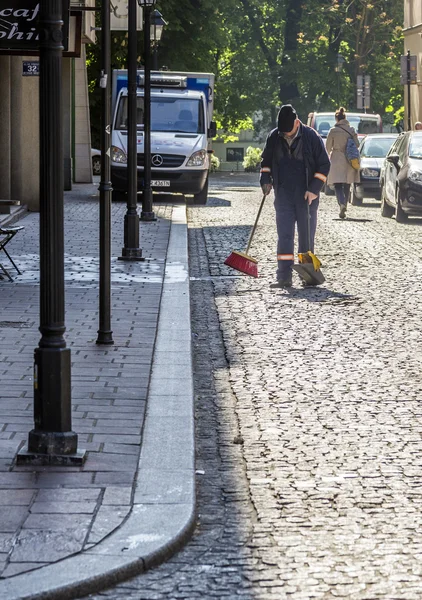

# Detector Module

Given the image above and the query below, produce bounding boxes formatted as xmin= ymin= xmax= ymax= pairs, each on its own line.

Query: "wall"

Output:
xmin=404 ymin=0 xmax=422 ymax=129
xmin=213 ymin=129 xmax=264 ymax=172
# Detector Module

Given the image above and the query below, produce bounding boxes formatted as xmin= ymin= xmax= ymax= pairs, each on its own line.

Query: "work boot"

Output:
xmin=270 ymin=276 xmax=292 ymax=289
xmin=339 ymin=204 xmax=347 ymax=219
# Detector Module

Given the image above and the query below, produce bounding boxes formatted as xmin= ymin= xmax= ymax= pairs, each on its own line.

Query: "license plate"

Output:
xmin=151 ymin=180 xmax=170 ymax=187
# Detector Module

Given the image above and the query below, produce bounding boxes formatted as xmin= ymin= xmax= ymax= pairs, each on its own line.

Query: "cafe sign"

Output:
xmin=0 ymin=0 xmax=70 ymax=53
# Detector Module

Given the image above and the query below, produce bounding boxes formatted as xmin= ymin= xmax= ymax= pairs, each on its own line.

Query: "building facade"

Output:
xmin=404 ymin=0 xmax=422 ymax=128
xmin=0 ymin=0 xmax=95 ymax=211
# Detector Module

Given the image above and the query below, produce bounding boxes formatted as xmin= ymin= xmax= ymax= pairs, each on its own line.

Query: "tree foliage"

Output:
xmin=86 ymin=0 xmax=404 ymax=145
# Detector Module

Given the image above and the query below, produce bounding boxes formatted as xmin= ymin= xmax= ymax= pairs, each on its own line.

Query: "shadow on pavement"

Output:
xmin=283 ymin=286 xmax=361 ymax=305
xmin=332 ymin=217 xmax=373 ymax=222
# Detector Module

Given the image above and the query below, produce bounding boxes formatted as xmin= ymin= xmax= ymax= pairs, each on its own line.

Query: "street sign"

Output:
xmin=357 ymin=75 xmax=370 ymax=110
xmin=0 ymin=0 xmax=70 ymax=53
xmin=110 ymin=0 xmax=143 ymax=30
xmin=400 ymin=54 xmax=417 ymax=84
xmin=22 ymin=60 xmax=39 ymax=76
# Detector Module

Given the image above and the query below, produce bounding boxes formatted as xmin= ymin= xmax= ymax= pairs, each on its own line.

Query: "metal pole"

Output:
xmin=119 ymin=0 xmax=144 ymax=260
xmin=18 ymin=0 xmax=84 ymax=465
xmin=407 ymin=50 xmax=412 ymax=131
xmin=140 ymin=5 xmax=156 ymax=221
xmin=97 ymin=0 xmax=114 ymax=345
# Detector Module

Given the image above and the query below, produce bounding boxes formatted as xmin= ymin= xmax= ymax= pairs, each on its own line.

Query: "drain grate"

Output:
xmin=0 ymin=321 xmax=34 ymax=329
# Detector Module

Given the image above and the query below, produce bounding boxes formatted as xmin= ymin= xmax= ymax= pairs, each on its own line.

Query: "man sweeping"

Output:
xmin=260 ymin=104 xmax=330 ymax=288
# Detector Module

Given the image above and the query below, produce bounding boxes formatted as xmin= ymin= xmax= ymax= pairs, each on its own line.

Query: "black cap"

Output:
xmin=277 ymin=104 xmax=297 ymax=133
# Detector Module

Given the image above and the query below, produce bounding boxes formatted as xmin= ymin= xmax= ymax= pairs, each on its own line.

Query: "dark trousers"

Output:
xmin=334 ymin=183 xmax=350 ymax=206
xmin=274 ymin=190 xmax=319 ymax=280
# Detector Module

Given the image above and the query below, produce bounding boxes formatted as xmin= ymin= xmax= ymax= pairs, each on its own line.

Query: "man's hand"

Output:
xmin=304 ymin=191 xmax=318 ymax=205
xmin=261 ymin=183 xmax=273 ymax=196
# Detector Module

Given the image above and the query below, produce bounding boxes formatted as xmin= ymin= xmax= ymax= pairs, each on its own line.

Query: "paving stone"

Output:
xmin=87 ymin=505 xmax=131 ymax=544
xmin=9 ymin=528 xmax=88 ymax=563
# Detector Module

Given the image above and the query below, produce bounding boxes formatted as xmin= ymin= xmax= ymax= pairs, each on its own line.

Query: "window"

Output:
xmin=115 ymin=97 xmax=204 ymax=133
xmin=226 ymin=148 xmax=244 ymax=162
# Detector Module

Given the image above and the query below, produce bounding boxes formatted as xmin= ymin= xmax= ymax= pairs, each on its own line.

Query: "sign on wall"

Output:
xmin=110 ymin=0 xmax=143 ymax=31
xmin=0 ymin=1 xmax=70 ymax=52
xmin=22 ymin=59 xmax=39 ymax=75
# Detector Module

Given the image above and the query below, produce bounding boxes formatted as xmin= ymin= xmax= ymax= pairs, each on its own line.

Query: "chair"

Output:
xmin=0 ymin=226 xmax=24 ymax=281
xmin=174 ymin=110 xmax=197 ymax=132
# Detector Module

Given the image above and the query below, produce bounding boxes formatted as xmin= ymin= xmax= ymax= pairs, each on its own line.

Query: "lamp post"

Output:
xmin=151 ymin=10 xmax=167 ymax=71
xmin=119 ymin=0 xmax=144 ymax=261
xmin=97 ymin=0 xmax=114 ymax=344
xmin=17 ymin=0 xmax=85 ymax=465
xmin=139 ymin=0 xmax=157 ymax=222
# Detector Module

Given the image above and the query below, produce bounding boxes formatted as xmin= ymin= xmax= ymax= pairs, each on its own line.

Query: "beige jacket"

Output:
xmin=326 ymin=119 xmax=360 ymax=185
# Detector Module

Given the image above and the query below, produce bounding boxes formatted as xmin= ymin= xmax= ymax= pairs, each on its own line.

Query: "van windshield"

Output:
xmin=314 ymin=114 xmax=380 ymax=137
xmin=115 ymin=97 xmax=204 ymax=133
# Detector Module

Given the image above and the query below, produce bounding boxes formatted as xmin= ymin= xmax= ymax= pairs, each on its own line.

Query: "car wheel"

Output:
xmin=112 ymin=190 xmax=127 ymax=202
xmin=350 ymin=184 xmax=362 ymax=206
xmin=380 ymin=186 xmax=394 ymax=218
xmin=193 ymin=176 xmax=209 ymax=205
xmin=395 ymin=187 xmax=408 ymax=223
xmin=92 ymin=156 xmax=101 ymax=176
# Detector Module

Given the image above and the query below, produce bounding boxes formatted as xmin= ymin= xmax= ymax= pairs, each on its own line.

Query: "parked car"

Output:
xmin=307 ymin=111 xmax=383 ymax=142
xmin=380 ymin=131 xmax=422 ymax=222
xmin=91 ymin=149 xmax=101 ymax=176
xmin=349 ymin=133 xmax=398 ymax=205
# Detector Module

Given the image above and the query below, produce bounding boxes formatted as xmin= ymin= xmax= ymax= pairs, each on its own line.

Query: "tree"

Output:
xmin=86 ymin=0 xmax=404 ymax=142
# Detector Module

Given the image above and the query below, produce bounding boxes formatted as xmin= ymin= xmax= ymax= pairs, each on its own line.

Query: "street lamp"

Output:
xmin=151 ymin=10 xmax=167 ymax=71
xmin=139 ymin=0 xmax=157 ymax=221
xmin=17 ymin=0 xmax=85 ymax=465
xmin=119 ymin=0 xmax=145 ymax=261
xmin=97 ymin=0 xmax=114 ymax=344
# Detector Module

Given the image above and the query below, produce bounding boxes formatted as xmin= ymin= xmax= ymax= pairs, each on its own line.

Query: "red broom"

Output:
xmin=224 ymin=194 xmax=267 ymax=278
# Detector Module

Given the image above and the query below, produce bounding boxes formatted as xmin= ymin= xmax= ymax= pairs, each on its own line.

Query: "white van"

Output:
xmin=110 ymin=70 xmax=216 ymax=204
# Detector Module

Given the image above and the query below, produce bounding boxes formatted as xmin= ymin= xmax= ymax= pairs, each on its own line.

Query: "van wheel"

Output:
xmin=350 ymin=184 xmax=362 ymax=206
xmin=395 ymin=188 xmax=408 ymax=223
xmin=193 ymin=177 xmax=209 ymax=205
xmin=92 ymin=156 xmax=101 ymax=176
xmin=112 ymin=190 xmax=127 ymax=202
xmin=380 ymin=186 xmax=394 ymax=217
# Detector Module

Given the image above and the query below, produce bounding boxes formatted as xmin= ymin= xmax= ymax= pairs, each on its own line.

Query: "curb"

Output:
xmin=0 ymin=204 xmax=196 ymax=600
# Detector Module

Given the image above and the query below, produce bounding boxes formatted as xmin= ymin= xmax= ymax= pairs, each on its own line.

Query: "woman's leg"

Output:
xmin=335 ymin=183 xmax=348 ymax=219
xmin=334 ymin=183 xmax=345 ymax=206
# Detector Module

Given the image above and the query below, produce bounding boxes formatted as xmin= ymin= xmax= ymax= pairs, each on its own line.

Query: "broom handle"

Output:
xmin=245 ymin=194 xmax=267 ymax=255
xmin=306 ymin=199 xmax=311 ymax=252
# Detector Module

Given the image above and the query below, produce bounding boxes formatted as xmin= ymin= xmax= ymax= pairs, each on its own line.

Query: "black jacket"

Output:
xmin=260 ymin=123 xmax=330 ymax=195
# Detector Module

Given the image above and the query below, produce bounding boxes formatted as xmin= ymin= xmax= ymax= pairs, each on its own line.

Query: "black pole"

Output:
xmin=119 ymin=0 xmax=144 ymax=260
xmin=18 ymin=0 xmax=84 ymax=465
xmin=140 ymin=5 xmax=156 ymax=221
xmin=407 ymin=50 xmax=412 ymax=131
xmin=152 ymin=45 xmax=158 ymax=71
xmin=97 ymin=0 xmax=114 ymax=345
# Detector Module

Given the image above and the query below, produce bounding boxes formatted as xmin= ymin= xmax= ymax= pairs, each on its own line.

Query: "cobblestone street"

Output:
xmin=85 ymin=172 xmax=422 ymax=599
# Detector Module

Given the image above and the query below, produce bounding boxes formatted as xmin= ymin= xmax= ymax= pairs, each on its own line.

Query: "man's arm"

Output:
xmin=307 ymin=131 xmax=331 ymax=196
xmin=260 ymin=132 xmax=274 ymax=195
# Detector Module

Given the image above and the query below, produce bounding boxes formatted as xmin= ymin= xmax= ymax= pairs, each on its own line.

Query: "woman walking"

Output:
xmin=325 ymin=107 xmax=360 ymax=219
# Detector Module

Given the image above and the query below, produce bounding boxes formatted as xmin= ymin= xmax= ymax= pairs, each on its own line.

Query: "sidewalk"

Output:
xmin=0 ymin=184 xmax=195 ymax=599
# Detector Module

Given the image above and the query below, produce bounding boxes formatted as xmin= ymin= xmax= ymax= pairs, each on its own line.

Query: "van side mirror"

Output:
xmin=386 ymin=153 xmax=400 ymax=168
xmin=208 ymin=121 xmax=217 ymax=138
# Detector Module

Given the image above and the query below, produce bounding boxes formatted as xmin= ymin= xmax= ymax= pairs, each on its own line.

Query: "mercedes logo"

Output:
xmin=152 ymin=154 xmax=163 ymax=167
